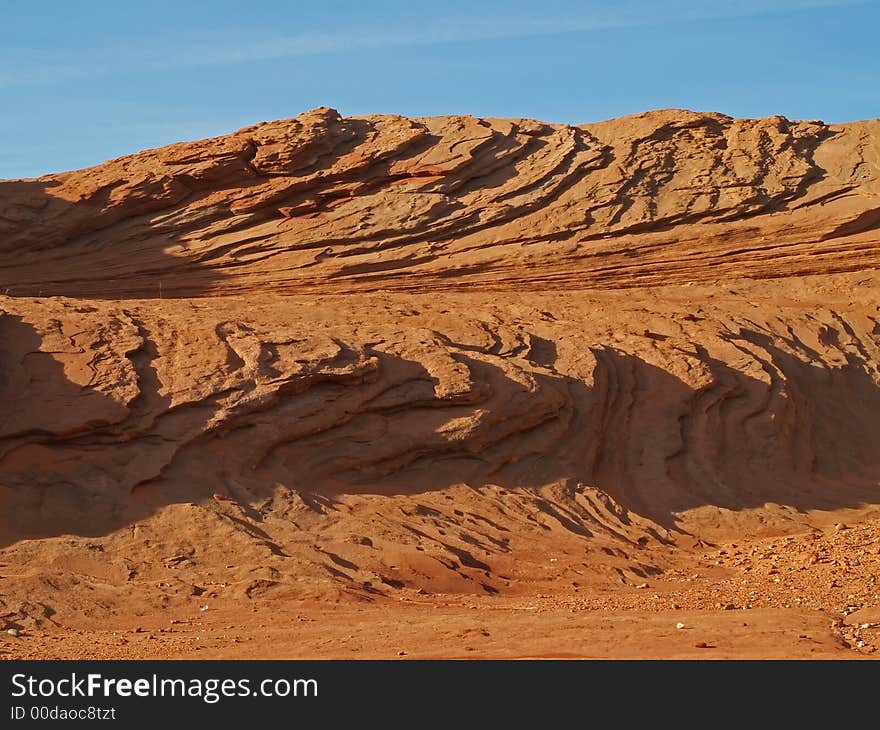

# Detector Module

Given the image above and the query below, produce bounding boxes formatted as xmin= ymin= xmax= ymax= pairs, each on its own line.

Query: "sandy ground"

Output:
xmin=4 ymin=514 xmax=879 ymax=660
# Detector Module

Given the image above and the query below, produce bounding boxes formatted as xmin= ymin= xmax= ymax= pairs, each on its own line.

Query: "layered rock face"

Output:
xmin=0 ymin=109 xmax=879 ymax=631
xmin=1 ymin=108 xmax=878 ymax=297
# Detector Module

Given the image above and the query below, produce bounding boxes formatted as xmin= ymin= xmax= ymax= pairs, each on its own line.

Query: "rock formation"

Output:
xmin=1 ymin=108 xmax=879 ymax=658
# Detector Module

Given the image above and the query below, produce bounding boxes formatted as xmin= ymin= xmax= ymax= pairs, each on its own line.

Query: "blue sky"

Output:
xmin=2 ymin=0 xmax=877 ymax=178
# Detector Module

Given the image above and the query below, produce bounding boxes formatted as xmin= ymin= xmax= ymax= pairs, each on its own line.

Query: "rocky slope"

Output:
xmin=1 ymin=108 xmax=879 ymax=297
xmin=1 ymin=108 xmax=879 ymax=658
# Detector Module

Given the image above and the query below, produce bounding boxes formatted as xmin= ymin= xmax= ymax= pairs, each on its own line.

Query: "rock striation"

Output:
xmin=1 ymin=108 xmax=878 ymax=297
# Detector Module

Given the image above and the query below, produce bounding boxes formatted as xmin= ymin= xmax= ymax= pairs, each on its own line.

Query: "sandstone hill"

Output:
xmin=1 ymin=109 xmax=879 ymax=658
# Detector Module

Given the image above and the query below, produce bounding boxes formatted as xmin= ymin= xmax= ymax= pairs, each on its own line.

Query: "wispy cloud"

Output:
xmin=0 ymin=0 xmax=860 ymax=88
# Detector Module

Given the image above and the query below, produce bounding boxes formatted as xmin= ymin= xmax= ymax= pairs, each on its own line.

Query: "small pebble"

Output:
xmin=7 ymin=628 xmax=20 ymax=637
xmin=676 ymin=622 xmax=686 ymax=630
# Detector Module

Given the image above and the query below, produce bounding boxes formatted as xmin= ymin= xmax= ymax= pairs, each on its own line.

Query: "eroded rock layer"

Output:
xmin=1 ymin=108 xmax=879 ymax=297
xmin=0 ymin=110 xmax=879 ymax=653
